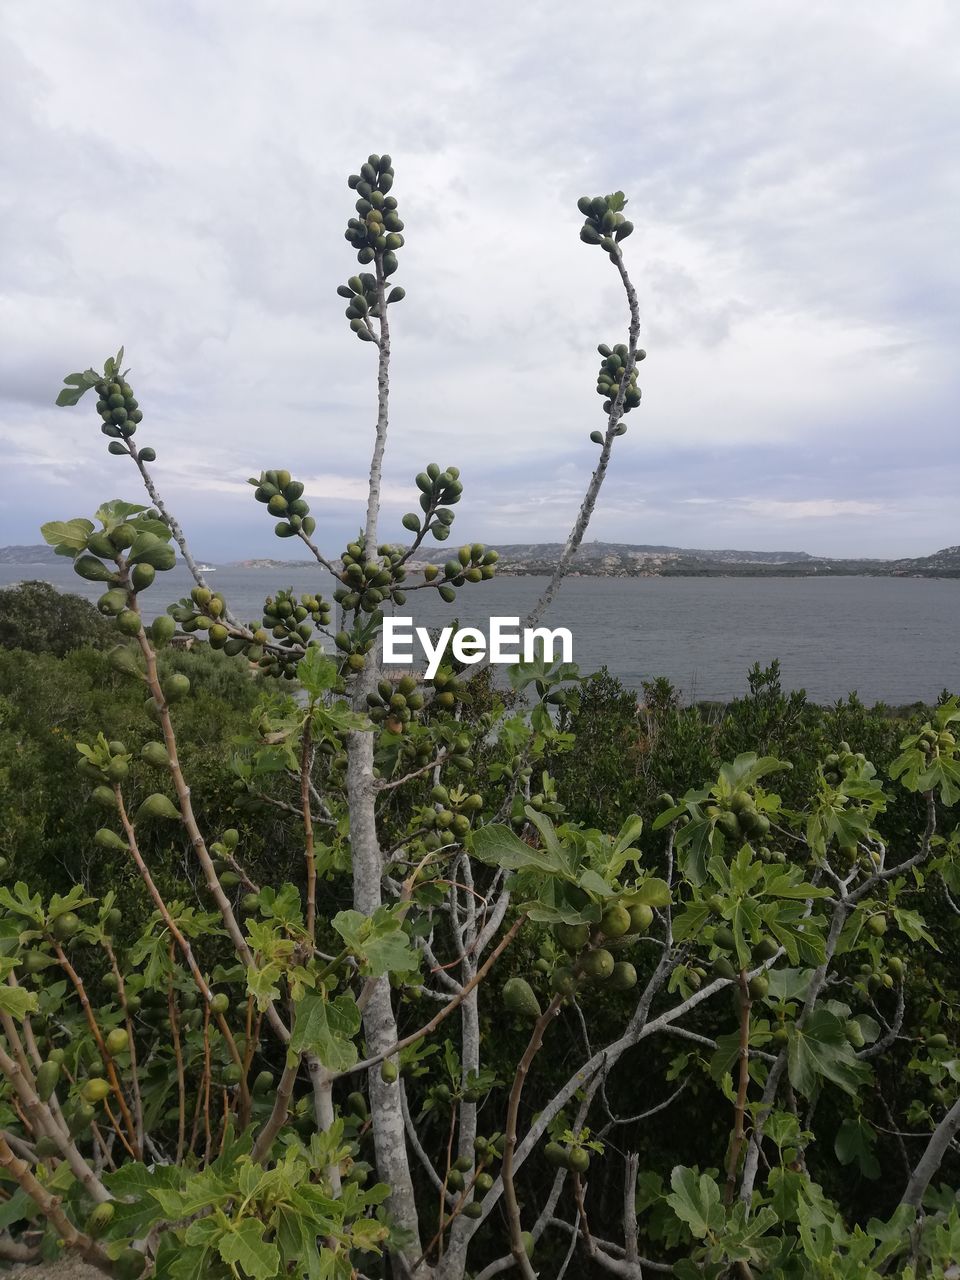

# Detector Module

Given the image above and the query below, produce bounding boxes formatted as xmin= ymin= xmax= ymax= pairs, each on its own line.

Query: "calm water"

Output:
xmin=2 ymin=562 xmax=957 ymax=704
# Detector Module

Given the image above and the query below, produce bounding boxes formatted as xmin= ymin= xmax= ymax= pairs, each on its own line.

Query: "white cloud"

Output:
xmin=737 ymin=499 xmax=889 ymax=520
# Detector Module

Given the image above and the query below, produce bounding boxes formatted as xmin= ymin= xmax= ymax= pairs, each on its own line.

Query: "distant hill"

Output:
xmin=0 ymin=544 xmax=59 ymax=565
xmin=229 ymin=543 xmax=960 ymax=578
xmin=4 ymin=542 xmax=960 ymax=578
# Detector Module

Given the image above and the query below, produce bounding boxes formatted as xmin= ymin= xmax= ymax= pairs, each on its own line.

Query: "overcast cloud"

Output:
xmin=1 ymin=0 xmax=957 ymax=561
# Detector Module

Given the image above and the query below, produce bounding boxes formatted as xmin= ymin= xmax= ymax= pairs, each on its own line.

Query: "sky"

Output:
xmin=0 ymin=1 xmax=957 ymax=562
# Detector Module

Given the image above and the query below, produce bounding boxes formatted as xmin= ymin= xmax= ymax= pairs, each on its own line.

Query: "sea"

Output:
xmin=2 ymin=562 xmax=957 ymax=706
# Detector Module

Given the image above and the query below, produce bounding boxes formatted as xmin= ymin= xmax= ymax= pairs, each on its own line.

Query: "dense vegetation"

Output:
xmin=1 ymin=156 xmax=959 ymax=1280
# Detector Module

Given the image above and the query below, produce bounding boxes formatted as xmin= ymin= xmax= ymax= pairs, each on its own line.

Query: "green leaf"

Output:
xmin=788 ymin=1008 xmax=869 ymax=1098
xmin=675 ymin=816 xmax=715 ymax=886
xmin=717 ymin=753 xmax=791 ymax=793
xmin=578 ymin=869 xmax=613 ymax=897
xmin=150 ymin=1167 xmax=232 ymax=1219
xmin=0 ymin=984 xmax=38 ymax=1022
xmin=103 ymin=1163 xmax=181 ymax=1239
xmin=332 ymin=907 xmax=420 ymax=977
xmin=218 ymin=1217 xmax=281 ymax=1280
xmin=95 ymin=500 xmax=146 ymax=529
xmin=298 ymin=646 xmax=338 ymax=699
xmin=55 ymin=385 xmax=85 ymax=406
xmin=40 ymin=518 xmax=94 ymax=553
xmin=0 ymin=1188 xmax=32 ymax=1230
xmin=920 ymin=755 xmax=960 ymax=806
xmin=290 ymin=991 xmax=361 ymax=1072
xmin=637 ymin=877 xmax=672 ymax=907
xmin=612 ymin=814 xmax=643 ymax=854
xmin=891 ymin=906 xmax=938 ymax=949
xmin=710 ymin=1022 xmax=771 ymax=1084
xmin=469 ymin=822 xmax=574 ymax=879
xmin=766 ymin=968 xmax=812 ymax=1002
xmin=834 ymin=1116 xmax=880 ymax=1179
xmin=665 ymin=1166 xmax=723 ymax=1239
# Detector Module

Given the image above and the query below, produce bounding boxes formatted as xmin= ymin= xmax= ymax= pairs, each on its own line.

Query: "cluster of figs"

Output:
xmin=703 ymin=789 xmax=771 ymax=844
xmin=821 ymin=742 xmax=868 ymax=787
xmin=344 ymin=153 xmax=403 ymax=269
xmin=503 ymin=898 xmax=657 ymax=1022
xmin=404 ymin=463 xmax=464 ymax=543
xmin=334 ymin=535 xmax=409 ymax=615
xmin=417 ymin=779 xmax=484 ymax=847
xmin=591 ymin=341 xmax=643 ymax=441
xmin=577 ymin=191 xmax=634 ymax=256
xmin=75 ymin=519 xmax=175 ymax=591
xmin=250 ymin=469 xmax=315 ymax=540
xmin=338 ymin=272 xmax=405 ymax=343
xmin=91 ymin=372 xmax=152 ymax=463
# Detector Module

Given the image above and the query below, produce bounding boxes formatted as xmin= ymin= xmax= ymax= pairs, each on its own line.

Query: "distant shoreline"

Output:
xmin=3 ymin=540 xmax=959 ymax=580
xmin=3 ymin=559 xmax=959 ymax=581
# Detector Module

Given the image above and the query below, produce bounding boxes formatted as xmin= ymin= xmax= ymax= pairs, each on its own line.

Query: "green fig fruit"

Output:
xmin=554 ymin=922 xmax=590 ymax=953
xmin=85 ymin=1201 xmax=115 ymax=1238
xmin=108 ymin=644 xmax=142 ymax=679
xmin=91 ymin=785 xmax=117 ymax=810
xmin=141 ymin=741 xmax=169 ymax=767
xmin=748 ymin=975 xmax=769 ymax=1001
xmin=74 ymin=555 xmax=117 ymax=583
xmin=135 ymin=793 xmax=180 ymax=822
xmin=82 ymin=1078 xmax=112 ymax=1104
xmin=67 ymin=1101 xmax=96 ymax=1136
xmin=627 ymin=902 xmax=654 ymax=933
xmin=346 ymin=1091 xmax=368 ymax=1120
xmin=580 ymin=949 xmax=615 ymax=981
xmin=503 ymin=977 xmax=542 ymax=1019
xmin=35 ymin=1060 xmax=61 ymax=1102
xmin=151 ymin=614 xmax=176 ymax=645
xmin=378 ymin=1058 xmax=399 ymax=1084
xmin=117 ymin=609 xmax=141 ymax=637
xmin=51 ymin=911 xmax=81 ymax=941
xmin=845 ymin=1021 xmax=865 ymax=1049
xmin=105 ymin=1028 xmax=129 ymax=1055
xmin=94 ymin=828 xmax=127 ymax=853
xmin=163 ymin=673 xmax=191 ymax=703
xmin=97 ymin=588 xmax=128 ymax=616
xmin=131 ymin=563 xmax=155 ymax=592
xmin=610 ymin=961 xmax=638 ymax=990
xmin=600 ymin=903 xmax=631 ymax=939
